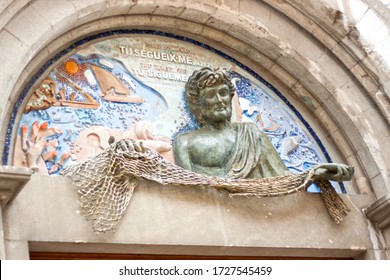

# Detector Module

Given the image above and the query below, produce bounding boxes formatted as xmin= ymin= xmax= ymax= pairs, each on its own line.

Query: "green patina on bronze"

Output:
xmin=173 ymin=67 xmax=353 ymax=182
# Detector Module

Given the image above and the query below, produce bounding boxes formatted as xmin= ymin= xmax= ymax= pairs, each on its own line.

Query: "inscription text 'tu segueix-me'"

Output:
xmin=118 ymin=46 xmax=193 ymax=65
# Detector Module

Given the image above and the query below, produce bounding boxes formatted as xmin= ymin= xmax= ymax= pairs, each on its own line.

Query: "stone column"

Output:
xmin=0 ymin=206 xmax=5 ymax=259
xmin=365 ymin=194 xmax=390 ymax=259
xmin=0 ymin=166 xmax=32 ymax=259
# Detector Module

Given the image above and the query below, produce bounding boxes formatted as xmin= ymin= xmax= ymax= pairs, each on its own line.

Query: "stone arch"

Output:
xmin=0 ymin=0 xmax=389 ymax=199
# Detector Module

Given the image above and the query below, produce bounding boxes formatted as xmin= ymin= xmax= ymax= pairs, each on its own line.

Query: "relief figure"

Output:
xmin=62 ymin=67 xmax=354 ymax=233
xmin=172 ymin=67 xmax=353 ymax=182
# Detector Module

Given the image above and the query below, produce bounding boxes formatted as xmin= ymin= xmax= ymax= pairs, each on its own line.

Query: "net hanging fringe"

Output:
xmin=61 ymin=142 xmax=350 ymax=233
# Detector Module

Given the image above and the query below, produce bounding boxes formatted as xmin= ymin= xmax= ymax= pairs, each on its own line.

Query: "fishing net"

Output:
xmin=61 ymin=141 xmax=350 ymax=233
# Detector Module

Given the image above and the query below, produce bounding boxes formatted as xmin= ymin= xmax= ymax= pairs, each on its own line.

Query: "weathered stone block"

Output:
xmin=219 ymin=0 xmax=239 ymax=10
xmin=313 ymin=106 xmax=339 ymax=136
xmin=277 ymin=53 xmax=311 ymax=83
xmin=128 ymin=0 xmax=158 ymax=14
xmin=370 ymin=173 xmax=389 ymax=200
xmin=316 ymin=54 xmax=351 ymax=89
xmin=150 ymin=17 xmax=203 ymax=35
xmin=239 ymin=0 xmax=271 ymax=22
xmin=270 ymin=63 xmax=298 ymax=89
xmin=0 ymin=29 xmax=29 ymax=99
xmin=4 ymin=4 xmax=52 ymax=50
xmin=4 ymin=240 xmax=29 ymax=260
xmin=291 ymin=83 xmax=321 ymax=112
xmin=331 ymin=42 xmax=358 ymax=69
xmin=0 ymin=0 xmax=27 ymax=30
xmin=124 ymin=15 xmax=152 ymax=28
xmin=312 ymin=24 xmax=340 ymax=49
xmin=350 ymin=63 xmax=379 ymax=93
xmin=300 ymin=70 xmax=332 ymax=103
xmin=154 ymin=5 xmax=185 ymax=17
xmin=103 ymin=0 xmax=136 ymax=17
xmin=31 ymin=0 xmax=78 ymax=31
xmin=180 ymin=7 xmax=212 ymax=23
xmin=322 ymin=97 xmax=367 ymax=152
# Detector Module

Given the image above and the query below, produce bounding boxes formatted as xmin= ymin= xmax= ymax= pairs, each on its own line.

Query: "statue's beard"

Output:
xmin=202 ymin=106 xmax=232 ymax=124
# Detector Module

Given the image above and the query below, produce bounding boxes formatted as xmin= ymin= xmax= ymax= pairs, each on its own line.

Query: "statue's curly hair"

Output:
xmin=185 ymin=67 xmax=235 ymax=126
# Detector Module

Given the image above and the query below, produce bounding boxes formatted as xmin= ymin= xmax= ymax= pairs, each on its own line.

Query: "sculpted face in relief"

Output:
xmin=173 ymin=67 xmax=290 ymax=179
xmin=199 ymin=83 xmax=232 ymax=124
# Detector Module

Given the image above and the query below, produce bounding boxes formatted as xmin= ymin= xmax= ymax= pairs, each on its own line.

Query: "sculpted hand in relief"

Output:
xmin=115 ymin=138 xmax=148 ymax=154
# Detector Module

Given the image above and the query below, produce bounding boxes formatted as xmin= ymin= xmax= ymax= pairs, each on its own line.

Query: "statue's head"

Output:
xmin=185 ymin=67 xmax=235 ymax=126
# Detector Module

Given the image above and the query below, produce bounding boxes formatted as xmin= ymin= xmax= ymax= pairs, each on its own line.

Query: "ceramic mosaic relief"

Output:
xmin=13 ymin=34 xmax=333 ymax=192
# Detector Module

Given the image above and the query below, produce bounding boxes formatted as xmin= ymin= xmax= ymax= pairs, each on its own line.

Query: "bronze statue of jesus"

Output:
xmin=173 ymin=67 xmax=353 ymax=182
xmin=117 ymin=67 xmax=353 ymax=182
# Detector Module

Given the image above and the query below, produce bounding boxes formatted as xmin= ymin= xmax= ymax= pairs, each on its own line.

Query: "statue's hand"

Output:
xmin=313 ymin=163 xmax=354 ymax=182
xmin=114 ymin=138 xmax=148 ymax=153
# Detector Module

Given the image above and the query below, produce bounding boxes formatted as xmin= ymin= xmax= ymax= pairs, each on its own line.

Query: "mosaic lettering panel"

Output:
xmin=13 ymin=34 xmax=333 ymax=192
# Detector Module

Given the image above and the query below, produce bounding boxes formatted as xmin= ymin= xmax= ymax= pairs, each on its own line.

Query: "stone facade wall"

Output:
xmin=0 ymin=0 xmax=389 ymax=259
xmin=2 ymin=175 xmax=379 ymax=259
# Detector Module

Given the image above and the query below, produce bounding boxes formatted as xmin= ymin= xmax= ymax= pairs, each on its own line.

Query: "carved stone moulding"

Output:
xmin=365 ymin=194 xmax=390 ymax=230
xmin=0 ymin=166 xmax=32 ymax=208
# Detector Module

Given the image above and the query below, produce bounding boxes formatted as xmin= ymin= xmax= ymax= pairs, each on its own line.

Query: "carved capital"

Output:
xmin=365 ymin=194 xmax=390 ymax=230
xmin=0 ymin=166 xmax=32 ymax=208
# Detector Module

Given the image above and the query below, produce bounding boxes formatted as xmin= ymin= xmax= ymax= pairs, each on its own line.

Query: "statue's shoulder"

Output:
xmin=173 ymin=129 xmax=204 ymax=158
xmin=174 ymin=129 xmax=197 ymax=147
xmin=175 ymin=129 xmax=198 ymax=139
xmin=174 ymin=128 xmax=211 ymax=149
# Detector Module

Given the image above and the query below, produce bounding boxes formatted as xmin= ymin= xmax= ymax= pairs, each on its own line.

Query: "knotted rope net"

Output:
xmin=61 ymin=142 xmax=350 ymax=233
